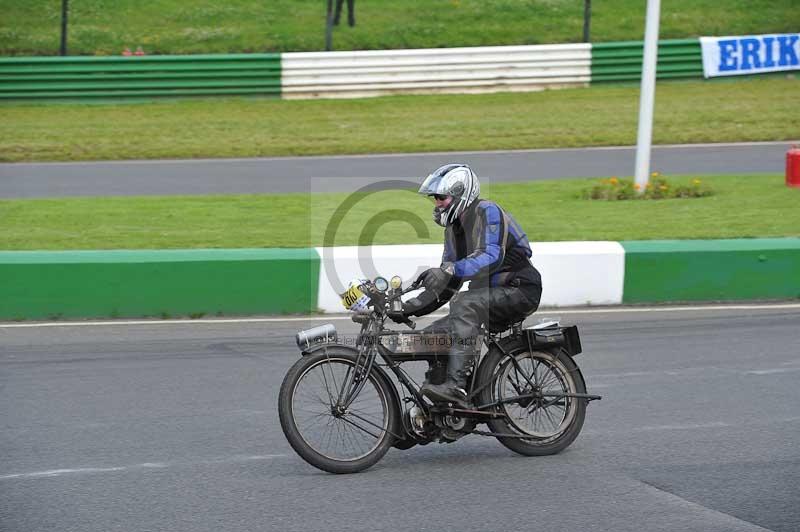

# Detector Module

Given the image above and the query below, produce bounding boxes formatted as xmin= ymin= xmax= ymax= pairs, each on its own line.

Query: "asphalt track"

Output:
xmin=2 ymin=304 xmax=799 ymax=532
xmin=0 ymin=141 xmax=791 ymax=198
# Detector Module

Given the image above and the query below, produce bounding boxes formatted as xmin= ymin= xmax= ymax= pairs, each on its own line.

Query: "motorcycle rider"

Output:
xmin=396 ymin=164 xmax=543 ymax=406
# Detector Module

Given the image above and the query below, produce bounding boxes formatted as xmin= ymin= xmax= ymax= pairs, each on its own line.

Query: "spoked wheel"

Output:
xmin=278 ymin=347 xmax=399 ymax=474
xmin=477 ymin=340 xmax=587 ymax=456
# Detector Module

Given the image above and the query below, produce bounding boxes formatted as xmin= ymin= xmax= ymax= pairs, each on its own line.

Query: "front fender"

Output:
xmin=299 ymin=342 xmax=406 ymax=437
xmin=299 ymin=342 xmax=398 ymax=393
xmin=297 ymin=343 xmax=399 ymax=399
xmin=298 ymin=340 xmax=343 ymax=356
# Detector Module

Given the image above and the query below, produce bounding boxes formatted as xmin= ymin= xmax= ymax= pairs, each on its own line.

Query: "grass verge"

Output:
xmin=1 ymin=174 xmax=797 ymax=251
xmin=1 ymin=0 xmax=796 ymax=55
xmin=1 ymin=78 xmax=798 ymax=163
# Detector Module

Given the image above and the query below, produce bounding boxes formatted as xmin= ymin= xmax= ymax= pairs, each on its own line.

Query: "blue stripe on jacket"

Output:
xmin=453 ymin=202 xmax=503 ymax=278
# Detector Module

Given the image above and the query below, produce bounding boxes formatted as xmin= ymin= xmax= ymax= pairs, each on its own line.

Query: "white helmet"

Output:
xmin=418 ymin=164 xmax=480 ymax=226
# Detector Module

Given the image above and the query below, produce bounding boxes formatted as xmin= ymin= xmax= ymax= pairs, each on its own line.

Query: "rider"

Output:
xmin=398 ymin=163 xmax=542 ymax=406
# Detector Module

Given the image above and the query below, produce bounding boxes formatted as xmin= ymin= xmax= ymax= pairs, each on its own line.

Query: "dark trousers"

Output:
xmin=334 ymin=0 xmax=355 ymax=26
xmin=424 ymin=284 xmax=542 ymax=375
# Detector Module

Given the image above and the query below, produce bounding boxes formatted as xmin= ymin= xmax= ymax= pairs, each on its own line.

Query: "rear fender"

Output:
xmin=476 ymin=337 xmax=588 ymax=393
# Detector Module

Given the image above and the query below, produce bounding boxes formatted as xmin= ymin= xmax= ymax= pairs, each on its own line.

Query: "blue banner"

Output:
xmin=700 ymin=34 xmax=800 ymax=78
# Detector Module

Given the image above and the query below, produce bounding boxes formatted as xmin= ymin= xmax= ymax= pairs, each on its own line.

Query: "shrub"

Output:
xmin=583 ymin=173 xmax=713 ymax=201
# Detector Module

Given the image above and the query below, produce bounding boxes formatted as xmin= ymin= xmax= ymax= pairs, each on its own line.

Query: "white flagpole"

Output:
xmin=634 ymin=0 xmax=661 ymax=193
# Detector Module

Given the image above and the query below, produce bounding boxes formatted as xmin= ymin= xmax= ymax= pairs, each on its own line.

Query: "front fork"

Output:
xmin=332 ymin=319 xmax=378 ymax=411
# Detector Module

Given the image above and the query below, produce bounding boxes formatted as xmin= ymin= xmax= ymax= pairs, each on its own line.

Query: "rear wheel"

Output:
xmin=477 ymin=340 xmax=587 ymax=456
xmin=278 ymin=348 xmax=399 ymax=473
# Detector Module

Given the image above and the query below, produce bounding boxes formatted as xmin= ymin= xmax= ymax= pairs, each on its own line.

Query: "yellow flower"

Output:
xmin=651 ymin=171 xmax=660 ymax=178
xmin=610 ymin=177 xmax=619 ymax=185
xmin=634 ymin=183 xmax=641 ymax=191
xmin=692 ymin=178 xmax=702 ymax=185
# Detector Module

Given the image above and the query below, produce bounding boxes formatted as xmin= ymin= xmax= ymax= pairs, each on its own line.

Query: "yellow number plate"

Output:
xmin=341 ymin=285 xmax=365 ymax=309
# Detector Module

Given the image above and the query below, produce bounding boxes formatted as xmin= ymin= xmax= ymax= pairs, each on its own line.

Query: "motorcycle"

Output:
xmin=278 ymin=275 xmax=601 ymax=474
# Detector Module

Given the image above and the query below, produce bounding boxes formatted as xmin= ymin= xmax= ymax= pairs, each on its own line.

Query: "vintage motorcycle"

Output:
xmin=278 ymin=275 xmax=601 ymax=474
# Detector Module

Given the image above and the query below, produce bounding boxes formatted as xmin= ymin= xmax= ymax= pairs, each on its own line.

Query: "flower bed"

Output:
xmin=583 ymin=173 xmax=714 ymax=200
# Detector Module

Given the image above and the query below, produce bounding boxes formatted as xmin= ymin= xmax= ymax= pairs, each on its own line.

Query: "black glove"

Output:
xmin=417 ymin=264 xmax=454 ymax=293
xmin=387 ymin=298 xmax=423 ymax=321
xmin=401 ymin=297 xmax=423 ymax=317
xmin=386 ymin=309 xmax=406 ymax=324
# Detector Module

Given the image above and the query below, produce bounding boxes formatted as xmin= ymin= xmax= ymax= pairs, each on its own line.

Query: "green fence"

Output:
xmin=591 ymin=39 xmax=702 ymax=83
xmin=0 ymin=53 xmax=281 ymax=100
xmin=2 ymin=240 xmax=798 ymax=320
xmin=0 ymin=39 xmax=736 ymax=101
xmin=622 ymin=239 xmax=800 ymax=303
xmin=0 ymin=248 xmax=319 ymax=320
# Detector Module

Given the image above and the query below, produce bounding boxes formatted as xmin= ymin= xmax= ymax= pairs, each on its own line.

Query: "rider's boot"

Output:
xmin=421 ymin=350 xmax=473 ymax=408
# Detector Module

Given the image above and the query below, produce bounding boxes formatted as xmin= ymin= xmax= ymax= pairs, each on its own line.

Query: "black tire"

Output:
xmin=477 ymin=339 xmax=587 ymax=456
xmin=278 ymin=347 xmax=400 ymax=474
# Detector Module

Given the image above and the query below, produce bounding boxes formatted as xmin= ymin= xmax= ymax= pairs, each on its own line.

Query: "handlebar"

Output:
xmin=385 ymin=281 xmax=421 ymax=302
xmin=385 ymin=282 xmax=420 ymax=330
xmin=357 ymin=278 xmax=424 ymax=330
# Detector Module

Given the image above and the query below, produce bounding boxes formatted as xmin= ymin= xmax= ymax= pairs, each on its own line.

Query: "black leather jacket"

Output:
xmin=406 ymin=199 xmax=541 ymax=317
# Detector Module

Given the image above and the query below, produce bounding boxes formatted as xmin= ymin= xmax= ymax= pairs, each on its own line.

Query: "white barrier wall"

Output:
xmin=316 ymin=244 xmax=443 ymax=313
xmin=283 ymin=44 xmax=591 ymax=99
xmin=531 ymin=241 xmax=625 ymax=307
xmin=315 ymin=242 xmax=624 ymax=313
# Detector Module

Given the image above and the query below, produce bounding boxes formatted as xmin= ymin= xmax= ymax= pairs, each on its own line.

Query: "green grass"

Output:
xmin=1 ymin=174 xmax=797 ymax=251
xmin=1 ymin=0 xmax=797 ymax=55
xmin=1 ymin=77 xmax=797 ymax=162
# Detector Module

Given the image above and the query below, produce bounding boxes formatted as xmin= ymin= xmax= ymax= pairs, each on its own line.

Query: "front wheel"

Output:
xmin=278 ymin=348 xmax=400 ymax=474
xmin=477 ymin=340 xmax=587 ymax=456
